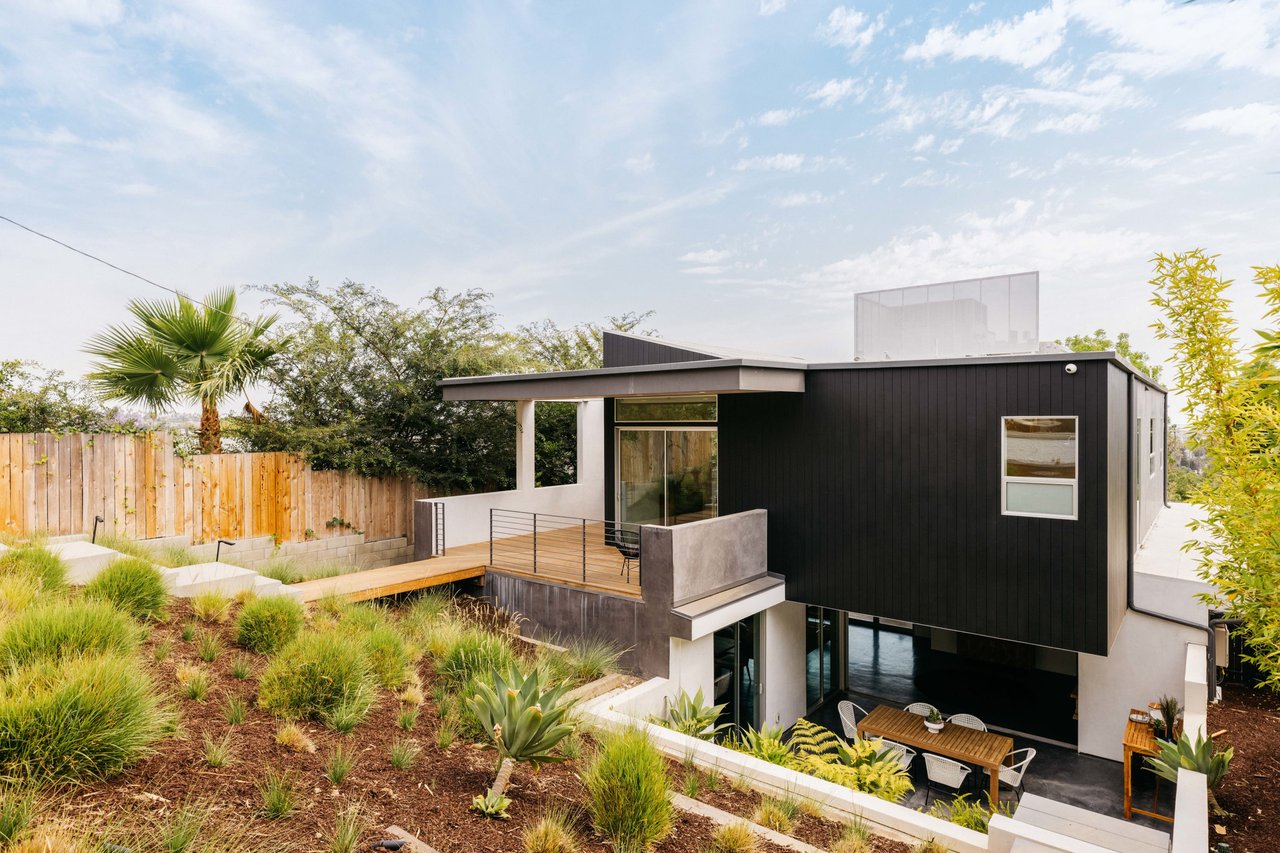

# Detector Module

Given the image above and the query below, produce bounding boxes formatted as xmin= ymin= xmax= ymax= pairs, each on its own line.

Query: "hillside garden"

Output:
xmin=0 ymin=540 xmax=931 ymax=853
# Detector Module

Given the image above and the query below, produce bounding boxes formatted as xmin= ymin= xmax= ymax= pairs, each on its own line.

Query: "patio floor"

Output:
xmin=808 ymin=696 xmax=1172 ymax=832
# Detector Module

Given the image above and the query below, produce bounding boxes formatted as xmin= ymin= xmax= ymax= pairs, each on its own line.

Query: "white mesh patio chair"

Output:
xmin=947 ymin=713 xmax=987 ymax=731
xmin=877 ymin=738 xmax=916 ymax=774
xmin=904 ymin=702 xmax=938 ymax=717
xmin=985 ymin=748 xmax=1036 ymax=802
xmin=837 ymin=700 xmax=869 ymax=740
xmin=923 ymin=753 xmax=972 ymax=806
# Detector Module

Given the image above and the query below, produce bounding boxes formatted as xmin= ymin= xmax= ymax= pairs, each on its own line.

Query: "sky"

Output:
xmin=1 ymin=0 xmax=1278 ymax=387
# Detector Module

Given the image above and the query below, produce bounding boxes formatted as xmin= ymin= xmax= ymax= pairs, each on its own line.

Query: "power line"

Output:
xmin=0 ymin=213 xmax=249 ymax=325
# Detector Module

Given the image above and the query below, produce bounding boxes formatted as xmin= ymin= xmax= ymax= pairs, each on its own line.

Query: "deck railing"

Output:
xmin=489 ymin=508 xmax=641 ymax=590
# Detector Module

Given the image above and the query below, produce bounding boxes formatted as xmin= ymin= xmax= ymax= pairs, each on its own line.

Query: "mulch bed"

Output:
xmin=1207 ymin=682 xmax=1280 ymax=853
xmin=44 ymin=597 xmax=908 ymax=852
xmin=665 ymin=760 xmax=913 ymax=853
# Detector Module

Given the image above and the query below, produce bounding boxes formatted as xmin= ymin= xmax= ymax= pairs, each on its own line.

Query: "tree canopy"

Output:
xmin=1057 ymin=329 xmax=1163 ymax=381
xmin=0 ymin=360 xmax=139 ymax=434
xmin=84 ymin=287 xmax=285 ymax=453
xmin=1150 ymin=249 xmax=1280 ymax=690
xmin=231 ymin=280 xmax=650 ymax=492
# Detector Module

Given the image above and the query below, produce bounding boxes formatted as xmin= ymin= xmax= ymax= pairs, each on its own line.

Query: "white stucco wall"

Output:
xmin=668 ymin=633 xmax=716 ymax=706
xmin=759 ymin=600 xmax=808 ymax=730
xmin=430 ymin=399 xmax=605 ymax=548
xmin=1077 ymin=572 xmax=1209 ymax=761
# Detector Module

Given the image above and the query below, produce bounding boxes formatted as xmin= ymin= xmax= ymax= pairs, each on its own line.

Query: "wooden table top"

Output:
xmin=857 ymin=705 xmax=1013 ymax=769
xmin=1123 ymin=709 xmax=1159 ymax=756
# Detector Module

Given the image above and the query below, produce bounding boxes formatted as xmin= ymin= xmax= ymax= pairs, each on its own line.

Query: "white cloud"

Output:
xmin=759 ymin=0 xmax=787 ymax=16
xmin=911 ymin=134 xmax=935 ymax=152
xmin=680 ymin=249 xmax=733 ymax=263
xmin=818 ymin=6 xmax=884 ymax=56
xmin=753 ymin=108 xmax=805 ymax=127
xmin=624 ymin=152 xmax=656 ymax=173
xmin=805 ymin=77 xmax=869 ymax=109
xmin=776 ymin=192 xmax=830 ymax=207
xmin=938 ymin=137 xmax=964 ymax=155
xmin=904 ymin=4 xmax=1067 ymax=68
xmin=682 ymin=265 xmax=729 ymax=275
xmin=1181 ymin=103 xmax=1280 ymax=139
xmin=734 ymin=153 xmax=805 ymax=171
xmin=901 ymin=168 xmax=957 ymax=188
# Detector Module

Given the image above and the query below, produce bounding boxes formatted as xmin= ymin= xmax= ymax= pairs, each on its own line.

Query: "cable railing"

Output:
xmin=489 ymin=508 xmax=642 ymax=591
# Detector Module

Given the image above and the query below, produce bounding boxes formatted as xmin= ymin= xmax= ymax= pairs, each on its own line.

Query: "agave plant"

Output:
xmin=466 ymin=665 xmax=575 ymax=799
xmin=1145 ymin=731 xmax=1233 ymax=816
xmin=662 ymin=688 xmax=728 ymax=740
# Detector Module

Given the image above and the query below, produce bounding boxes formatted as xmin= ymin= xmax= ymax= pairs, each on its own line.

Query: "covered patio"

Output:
xmin=807 ymin=696 xmax=1172 ymax=832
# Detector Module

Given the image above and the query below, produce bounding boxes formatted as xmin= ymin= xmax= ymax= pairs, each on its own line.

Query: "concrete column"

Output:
xmin=516 ymin=399 xmax=535 ymax=491
xmin=578 ymin=399 xmax=605 ymax=488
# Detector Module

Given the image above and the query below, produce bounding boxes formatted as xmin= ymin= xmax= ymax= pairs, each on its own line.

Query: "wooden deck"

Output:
xmin=290 ymin=530 xmax=641 ymax=603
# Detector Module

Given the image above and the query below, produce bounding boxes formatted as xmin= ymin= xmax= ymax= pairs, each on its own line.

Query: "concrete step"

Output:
xmin=251 ymin=574 xmax=305 ymax=602
xmin=1011 ymin=794 xmax=1169 ymax=853
xmin=47 ymin=541 xmax=122 ymax=584
xmin=163 ymin=562 xmax=260 ymax=598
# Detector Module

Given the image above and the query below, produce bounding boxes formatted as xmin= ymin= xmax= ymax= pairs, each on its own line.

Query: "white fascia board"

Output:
xmin=685 ymin=583 xmax=788 ymax=640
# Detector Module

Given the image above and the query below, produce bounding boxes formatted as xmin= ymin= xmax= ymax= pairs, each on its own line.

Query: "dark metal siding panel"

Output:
xmin=718 ymin=360 xmax=1114 ymax=654
xmin=603 ymin=333 xmax=718 ymax=368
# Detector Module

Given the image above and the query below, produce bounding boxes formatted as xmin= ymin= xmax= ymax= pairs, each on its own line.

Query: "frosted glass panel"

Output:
xmin=854 ymin=272 xmax=1039 ymax=360
xmin=1006 ymin=482 xmax=1074 ymax=517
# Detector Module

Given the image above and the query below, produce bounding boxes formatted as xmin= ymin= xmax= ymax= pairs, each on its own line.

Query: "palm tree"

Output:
xmin=85 ymin=287 xmax=285 ymax=453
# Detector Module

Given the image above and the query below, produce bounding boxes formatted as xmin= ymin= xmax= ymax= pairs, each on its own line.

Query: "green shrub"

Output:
xmin=0 ymin=599 xmax=139 ymax=667
xmin=234 ymin=595 xmax=304 ymax=654
xmin=362 ymin=625 xmax=414 ymax=689
xmin=580 ymin=728 xmax=674 ymax=853
xmin=190 ymin=591 xmax=232 ymax=623
xmin=328 ymin=803 xmax=365 ymax=853
xmin=0 ymin=786 xmax=36 ymax=843
xmin=389 ymin=737 xmax=420 ymax=770
xmin=797 ymin=736 xmax=913 ymax=803
xmin=256 ymin=558 xmax=301 ymax=586
xmin=560 ymin=635 xmax=623 ymax=683
xmin=437 ymin=628 xmax=517 ymax=688
xmin=730 ymin=725 xmax=793 ymax=767
xmin=658 ymin=688 xmax=727 ymax=740
xmin=83 ymin=557 xmax=169 ymax=621
xmin=258 ymin=768 xmax=296 ymax=819
xmin=0 ymin=546 xmax=66 ymax=594
xmin=257 ymin=631 xmax=377 ymax=726
xmin=0 ymin=575 xmax=41 ymax=619
xmin=0 ymin=653 xmax=171 ymax=783
xmin=928 ymin=793 xmax=1012 ymax=834
xmin=325 ymin=743 xmax=354 ymax=785
xmin=752 ymin=797 xmax=797 ymax=833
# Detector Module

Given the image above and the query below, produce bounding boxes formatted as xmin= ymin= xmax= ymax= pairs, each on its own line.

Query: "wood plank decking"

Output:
xmin=290 ymin=531 xmax=641 ymax=602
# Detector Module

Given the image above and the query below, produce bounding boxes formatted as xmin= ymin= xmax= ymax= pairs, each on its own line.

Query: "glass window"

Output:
xmin=1002 ymin=416 xmax=1077 ymax=519
xmin=615 ymin=395 xmax=716 ymax=422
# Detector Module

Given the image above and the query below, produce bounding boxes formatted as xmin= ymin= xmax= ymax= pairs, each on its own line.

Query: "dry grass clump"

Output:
xmin=710 ymin=821 xmax=756 ymax=853
xmin=190 ymin=591 xmax=233 ymax=623
xmin=522 ymin=806 xmax=580 ymax=853
xmin=274 ymin=722 xmax=316 ymax=754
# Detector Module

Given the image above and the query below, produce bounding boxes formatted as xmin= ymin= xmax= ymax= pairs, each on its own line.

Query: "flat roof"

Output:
xmin=440 ymin=358 xmax=807 ymax=401
xmin=439 ymin=342 xmax=1164 ymax=401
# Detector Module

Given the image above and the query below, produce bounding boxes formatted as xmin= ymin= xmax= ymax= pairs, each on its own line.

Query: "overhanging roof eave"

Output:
xmin=439 ymin=360 xmax=806 ymax=401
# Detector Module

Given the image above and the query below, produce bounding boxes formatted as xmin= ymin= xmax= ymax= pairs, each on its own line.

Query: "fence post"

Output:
xmin=582 ymin=518 xmax=587 ymax=583
xmin=489 ymin=508 xmax=493 ymax=567
xmin=532 ymin=512 xmax=538 ymax=575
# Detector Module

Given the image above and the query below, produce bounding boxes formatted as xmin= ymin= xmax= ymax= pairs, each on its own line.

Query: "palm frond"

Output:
xmin=85 ymin=326 xmax=185 ymax=408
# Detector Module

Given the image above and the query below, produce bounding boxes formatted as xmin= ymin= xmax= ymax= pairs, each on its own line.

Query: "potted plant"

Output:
xmin=925 ymin=709 xmax=945 ymax=734
xmin=1156 ymin=694 xmax=1183 ymax=741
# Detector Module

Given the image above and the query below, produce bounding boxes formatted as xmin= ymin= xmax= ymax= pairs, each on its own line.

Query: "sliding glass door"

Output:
xmin=713 ymin=615 xmax=758 ymax=730
xmin=616 ymin=428 xmax=717 ymax=526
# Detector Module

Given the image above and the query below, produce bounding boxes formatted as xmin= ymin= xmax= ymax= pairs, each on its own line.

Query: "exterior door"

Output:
xmin=713 ymin=615 xmax=759 ymax=730
xmin=616 ymin=427 xmax=717 ymax=526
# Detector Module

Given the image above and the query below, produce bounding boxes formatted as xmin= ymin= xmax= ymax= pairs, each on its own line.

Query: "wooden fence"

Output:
xmin=0 ymin=433 xmax=432 ymax=545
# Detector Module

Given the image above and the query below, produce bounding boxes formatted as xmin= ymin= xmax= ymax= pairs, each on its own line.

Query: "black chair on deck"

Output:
xmin=608 ymin=526 xmax=640 ymax=581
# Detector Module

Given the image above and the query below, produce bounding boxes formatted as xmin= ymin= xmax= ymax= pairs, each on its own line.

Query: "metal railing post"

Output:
xmin=489 ymin=508 xmax=493 ymax=567
xmin=582 ymin=518 xmax=588 ymax=583
xmin=532 ymin=512 xmax=538 ymax=575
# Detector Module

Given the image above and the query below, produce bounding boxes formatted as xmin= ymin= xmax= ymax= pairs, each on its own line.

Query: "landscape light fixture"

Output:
xmin=216 ymin=539 xmax=236 ymax=562
xmin=92 ymin=514 xmax=105 ymax=543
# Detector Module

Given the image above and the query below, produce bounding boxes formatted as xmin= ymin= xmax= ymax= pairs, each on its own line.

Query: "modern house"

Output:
xmin=423 ymin=273 xmax=1211 ymax=764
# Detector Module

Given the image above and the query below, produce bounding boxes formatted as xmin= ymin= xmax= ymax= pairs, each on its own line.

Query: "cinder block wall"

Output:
xmin=128 ymin=533 xmax=413 ymax=572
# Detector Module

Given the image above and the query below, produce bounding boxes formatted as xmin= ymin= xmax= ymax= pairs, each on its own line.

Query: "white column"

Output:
xmin=516 ymin=400 xmax=535 ymax=491
xmin=759 ymin=601 xmax=809 ymax=730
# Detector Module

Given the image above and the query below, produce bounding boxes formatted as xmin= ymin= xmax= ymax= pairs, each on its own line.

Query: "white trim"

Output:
xmin=1000 ymin=416 xmax=1078 ymax=520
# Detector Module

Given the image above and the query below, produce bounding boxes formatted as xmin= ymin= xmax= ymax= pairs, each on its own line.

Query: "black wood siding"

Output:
xmin=718 ymin=360 xmax=1114 ymax=655
xmin=603 ymin=333 xmax=716 ymax=368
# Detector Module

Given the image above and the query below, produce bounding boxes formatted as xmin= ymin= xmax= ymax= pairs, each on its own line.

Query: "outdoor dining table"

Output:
xmin=856 ymin=704 xmax=1015 ymax=807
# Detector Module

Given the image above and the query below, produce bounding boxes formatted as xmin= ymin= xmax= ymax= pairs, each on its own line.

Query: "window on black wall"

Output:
xmin=1001 ymin=416 xmax=1078 ymax=519
xmin=535 ymin=401 xmax=578 ymax=487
